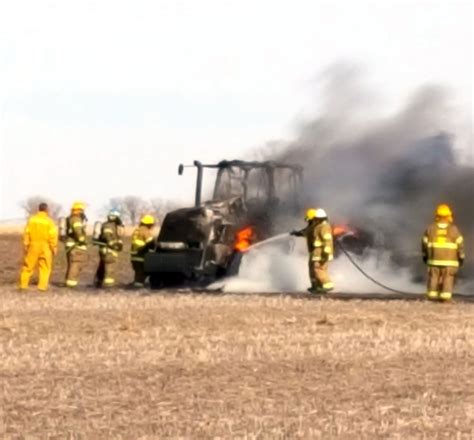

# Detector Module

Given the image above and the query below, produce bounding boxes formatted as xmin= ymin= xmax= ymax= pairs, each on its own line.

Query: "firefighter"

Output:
xmin=19 ymin=203 xmax=58 ymax=292
xmin=94 ymin=209 xmax=124 ymax=288
xmin=130 ymin=214 xmax=156 ymax=287
xmin=422 ymin=204 xmax=465 ymax=302
xmin=64 ymin=201 xmax=88 ymax=288
xmin=291 ymin=208 xmax=334 ymax=293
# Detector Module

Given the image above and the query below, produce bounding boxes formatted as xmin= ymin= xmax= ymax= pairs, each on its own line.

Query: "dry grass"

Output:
xmin=0 ymin=234 xmax=134 ymax=287
xmin=0 ymin=225 xmax=24 ymax=235
xmin=1 ymin=234 xmax=474 ymax=438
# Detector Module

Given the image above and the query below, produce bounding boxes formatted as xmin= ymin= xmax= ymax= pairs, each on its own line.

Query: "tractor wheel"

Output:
xmin=148 ymin=275 xmax=162 ymax=289
xmin=223 ymin=252 xmax=243 ymax=277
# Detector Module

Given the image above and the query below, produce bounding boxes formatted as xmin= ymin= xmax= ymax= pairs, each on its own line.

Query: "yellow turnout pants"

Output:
xmin=308 ymin=259 xmax=334 ymax=290
xmin=427 ymin=266 xmax=457 ymax=300
xmin=95 ymin=252 xmax=118 ymax=287
xmin=65 ymin=248 xmax=88 ymax=287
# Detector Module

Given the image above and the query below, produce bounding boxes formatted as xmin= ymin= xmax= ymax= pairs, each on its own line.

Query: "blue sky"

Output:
xmin=0 ymin=0 xmax=471 ymax=219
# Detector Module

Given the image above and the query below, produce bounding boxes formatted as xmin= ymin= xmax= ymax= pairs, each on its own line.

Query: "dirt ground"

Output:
xmin=1 ymin=234 xmax=474 ymax=438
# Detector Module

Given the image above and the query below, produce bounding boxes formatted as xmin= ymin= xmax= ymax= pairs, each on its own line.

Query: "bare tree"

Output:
xmin=20 ymin=196 xmax=62 ymax=220
xmin=149 ymin=198 xmax=180 ymax=221
xmin=103 ymin=196 xmax=149 ymax=225
xmin=102 ymin=197 xmax=124 ymax=218
xmin=123 ymin=196 xmax=149 ymax=225
xmin=102 ymin=196 xmax=180 ymax=224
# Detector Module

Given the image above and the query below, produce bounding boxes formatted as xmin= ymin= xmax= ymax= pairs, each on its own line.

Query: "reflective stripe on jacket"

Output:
xmin=302 ymin=220 xmax=334 ymax=262
xmin=131 ymin=225 xmax=154 ymax=262
xmin=65 ymin=214 xmax=87 ymax=251
xmin=422 ymin=222 xmax=465 ymax=267
xmin=98 ymin=221 xmax=123 ymax=256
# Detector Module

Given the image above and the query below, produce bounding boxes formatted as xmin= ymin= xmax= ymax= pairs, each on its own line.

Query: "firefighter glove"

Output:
xmin=422 ymin=255 xmax=427 ymax=264
xmin=290 ymin=230 xmax=302 ymax=237
xmin=459 ymin=257 xmax=464 ymax=267
xmin=111 ymin=243 xmax=122 ymax=252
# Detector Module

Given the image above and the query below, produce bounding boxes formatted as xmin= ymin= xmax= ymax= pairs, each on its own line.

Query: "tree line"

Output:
xmin=20 ymin=195 xmax=180 ymax=224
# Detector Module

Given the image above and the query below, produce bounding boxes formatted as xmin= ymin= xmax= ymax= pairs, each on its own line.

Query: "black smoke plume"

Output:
xmin=275 ymin=65 xmax=473 ymax=279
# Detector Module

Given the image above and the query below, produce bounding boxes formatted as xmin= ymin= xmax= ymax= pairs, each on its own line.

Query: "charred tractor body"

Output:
xmin=144 ymin=160 xmax=303 ymax=288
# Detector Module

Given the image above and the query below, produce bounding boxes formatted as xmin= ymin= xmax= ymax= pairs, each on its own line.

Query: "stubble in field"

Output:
xmin=1 ymin=288 xmax=473 ymax=439
xmin=1 ymin=234 xmax=474 ymax=438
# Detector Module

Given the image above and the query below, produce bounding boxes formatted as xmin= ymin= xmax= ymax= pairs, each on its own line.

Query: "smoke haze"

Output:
xmin=224 ymin=65 xmax=472 ymax=293
xmin=280 ymin=66 xmax=472 ymax=270
xmin=220 ymin=238 xmax=420 ymax=294
xmin=220 ymin=237 xmax=473 ymax=294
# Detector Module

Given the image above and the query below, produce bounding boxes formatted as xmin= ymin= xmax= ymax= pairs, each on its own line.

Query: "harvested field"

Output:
xmin=0 ymin=233 xmax=134 ymax=288
xmin=1 ymin=234 xmax=474 ymax=438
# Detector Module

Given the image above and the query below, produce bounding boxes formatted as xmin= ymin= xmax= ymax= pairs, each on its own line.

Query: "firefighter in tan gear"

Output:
xmin=422 ymin=204 xmax=465 ymax=302
xmin=130 ymin=214 xmax=156 ymax=287
xmin=94 ymin=209 xmax=124 ymax=288
xmin=63 ymin=202 xmax=88 ymax=288
xmin=19 ymin=203 xmax=58 ymax=292
xmin=291 ymin=208 xmax=334 ymax=293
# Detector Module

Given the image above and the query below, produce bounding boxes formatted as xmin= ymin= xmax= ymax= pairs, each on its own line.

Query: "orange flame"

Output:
xmin=234 ymin=226 xmax=255 ymax=252
xmin=333 ymin=224 xmax=353 ymax=238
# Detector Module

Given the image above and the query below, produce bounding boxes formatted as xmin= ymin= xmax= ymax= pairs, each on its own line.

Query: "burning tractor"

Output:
xmin=144 ymin=160 xmax=303 ymax=288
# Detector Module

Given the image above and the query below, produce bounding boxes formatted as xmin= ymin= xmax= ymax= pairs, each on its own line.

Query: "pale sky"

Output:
xmin=0 ymin=0 xmax=471 ymax=219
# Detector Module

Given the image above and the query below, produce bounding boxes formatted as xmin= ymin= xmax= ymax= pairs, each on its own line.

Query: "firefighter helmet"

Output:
xmin=71 ymin=201 xmax=85 ymax=212
xmin=140 ymin=214 xmax=155 ymax=225
xmin=305 ymin=209 xmax=317 ymax=221
xmin=436 ymin=204 xmax=452 ymax=218
xmin=314 ymin=208 xmax=328 ymax=219
xmin=108 ymin=208 xmax=121 ymax=219
xmin=305 ymin=208 xmax=328 ymax=221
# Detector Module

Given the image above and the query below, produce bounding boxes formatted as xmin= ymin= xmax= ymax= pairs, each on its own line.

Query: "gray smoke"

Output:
xmin=274 ymin=64 xmax=473 ymax=279
xmin=218 ymin=237 xmax=420 ymax=294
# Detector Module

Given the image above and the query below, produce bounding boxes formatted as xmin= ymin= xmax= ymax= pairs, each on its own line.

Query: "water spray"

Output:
xmin=245 ymin=233 xmax=292 ymax=252
xmin=334 ymin=234 xmax=419 ymax=295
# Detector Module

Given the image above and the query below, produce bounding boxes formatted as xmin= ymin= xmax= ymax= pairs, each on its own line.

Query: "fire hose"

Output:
xmin=335 ymin=238 xmax=419 ymax=295
xmin=248 ymin=233 xmax=470 ymax=297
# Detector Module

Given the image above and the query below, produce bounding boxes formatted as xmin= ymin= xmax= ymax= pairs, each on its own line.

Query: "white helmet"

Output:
xmin=314 ymin=208 xmax=328 ymax=219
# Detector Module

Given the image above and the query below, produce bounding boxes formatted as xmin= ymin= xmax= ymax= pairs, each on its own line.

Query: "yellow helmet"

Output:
xmin=141 ymin=214 xmax=155 ymax=225
xmin=305 ymin=208 xmax=317 ymax=221
xmin=71 ymin=201 xmax=85 ymax=211
xmin=436 ymin=204 xmax=453 ymax=220
xmin=305 ymin=208 xmax=327 ymax=221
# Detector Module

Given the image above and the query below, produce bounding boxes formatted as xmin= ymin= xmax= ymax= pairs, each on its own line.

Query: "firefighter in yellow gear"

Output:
xmin=291 ymin=208 xmax=334 ymax=293
xmin=130 ymin=214 xmax=156 ymax=287
xmin=64 ymin=202 xmax=88 ymax=288
xmin=422 ymin=204 xmax=465 ymax=302
xmin=94 ymin=209 xmax=124 ymax=288
xmin=19 ymin=203 xmax=58 ymax=292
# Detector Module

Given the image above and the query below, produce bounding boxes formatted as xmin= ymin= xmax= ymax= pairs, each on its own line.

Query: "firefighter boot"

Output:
xmin=319 ymin=281 xmax=334 ymax=293
xmin=426 ymin=291 xmax=439 ymax=301
xmin=439 ymin=292 xmax=452 ymax=302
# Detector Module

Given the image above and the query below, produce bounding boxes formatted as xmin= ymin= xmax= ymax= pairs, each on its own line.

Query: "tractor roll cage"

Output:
xmin=178 ymin=160 xmax=303 ymax=207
